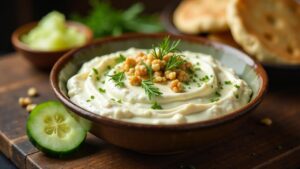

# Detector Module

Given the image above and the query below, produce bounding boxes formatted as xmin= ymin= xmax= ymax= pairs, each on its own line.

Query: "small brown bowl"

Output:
xmin=50 ymin=33 xmax=268 ymax=154
xmin=11 ymin=21 xmax=93 ymax=70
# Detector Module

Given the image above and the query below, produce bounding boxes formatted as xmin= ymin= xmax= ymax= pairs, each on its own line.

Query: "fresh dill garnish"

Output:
xmin=117 ymin=99 xmax=122 ymax=104
xmin=210 ymin=97 xmax=219 ymax=102
xmin=92 ymin=68 xmax=100 ymax=81
xmin=215 ymin=91 xmax=221 ymax=97
xmin=151 ymin=101 xmax=162 ymax=109
xmin=86 ymin=99 xmax=91 ymax=102
xmin=234 ymin=84 xmax=240 ymax=89
xmin=92 ymin=68 xmax=99 ymax=75
xmin=142 ymin=61 xmax=153 ymax=80
xmin=165 ymin=54 xmax=185 ymax=70
xmin=109 ymin=72 xmax=125 ymax=87
xmin=235 ymin=94 xmax=239 ymax=99
xmin=141 ymin=80 xmax=162 ymax=100
xmin=98 ymin=87 xmax=106 ymax=93
xmin=200 ymin=75 xmax=209 ymax=82
xmin=90 ymin=95 xmax=95 ymax=99
xmin=152 ymin=36 xmax=180 ymax=59
xmin=104 ymin=66 xmax=112 ymax=76
xmin=224 ymin=81 xmax=232 ymax=85
xmin=116 ymin=54 xmax=126 ymax=63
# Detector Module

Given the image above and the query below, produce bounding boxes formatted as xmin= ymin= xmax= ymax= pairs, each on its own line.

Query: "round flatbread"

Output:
xmin=227 ymin=0 xmax=300 ymax=64
xmin=173 ymin=0 xmax=229 ymax=34
xmin=208 ymin=31 xmax=241 ymax=49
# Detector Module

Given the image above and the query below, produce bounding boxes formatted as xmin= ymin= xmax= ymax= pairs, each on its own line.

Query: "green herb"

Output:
xmin=90 ymin=95 xmax=95 ymax=99
xmin=86 ymin=99 xmax=91 ymax=102
xmin=151 ymin=101 xmax=162 ymax=109
xmin=142 ymin=61 xmax=153 ymax=80
xmin=224 ymin=81 xmax=232 ymax=85
xmin=165 ymin=54 xmax=185 ymax=70
xmin=92 ymin=68 xmax=100 ymax=81
xmin=116 ymin=54 xmax=126 ymax=63
xmin=235 ymin=94 xmax=239 ymax=99
xmin=210 ymin=97 xmax=220 ymax=102
xmin=104 ymin=66 xmax=112 ymax=76
xmin=117 ymin=99 xmax=122 ymax=104
xmin=109 ymin=72 xmax=125 ymax=87
xmin=71 ymin=1 xmax=163 ymax=38
xmin=200 ymin=75 xmax=209 ymax=82
xmin=98 ymin=87 xmax=106 ymax=93
xmin=152 ymin=36 xmax=180 ymax=59
xmin=141 ymin=80 xmax=162 ymax=100
xmin=215 ymin=91 xmax=221 ymax=97
xmin=92 ymin=68 xmax=99 ymax=75
xmin=234 ymin=84 xmax=240 ymax=89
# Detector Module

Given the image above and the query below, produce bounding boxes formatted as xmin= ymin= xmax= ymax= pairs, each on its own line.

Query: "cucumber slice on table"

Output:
xmin=26 ymin=101 xmax=87 ymax=157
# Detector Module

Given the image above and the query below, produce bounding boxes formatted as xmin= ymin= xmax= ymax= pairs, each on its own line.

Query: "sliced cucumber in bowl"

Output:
xmin=26 ymin=101 xmax=87 ymax=157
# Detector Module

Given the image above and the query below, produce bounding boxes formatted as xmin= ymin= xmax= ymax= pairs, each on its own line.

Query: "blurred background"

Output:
xmin=0 ymin=0 xmax=170 ymax=55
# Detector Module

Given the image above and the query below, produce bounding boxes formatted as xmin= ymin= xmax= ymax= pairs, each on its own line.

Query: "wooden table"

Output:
xmin=0 ymin=53 xmax=299 ymax=169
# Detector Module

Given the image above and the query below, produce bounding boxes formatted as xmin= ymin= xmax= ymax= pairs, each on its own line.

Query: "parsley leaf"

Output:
xmin=151 ymin=101 xmax=162 ymax=109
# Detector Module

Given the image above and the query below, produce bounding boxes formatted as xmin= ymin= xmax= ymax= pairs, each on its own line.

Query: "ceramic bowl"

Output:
xmin=50 ymin=33 xmax=268 ymax=154
xmin=11 ymin=21 xmax=93 ymax=70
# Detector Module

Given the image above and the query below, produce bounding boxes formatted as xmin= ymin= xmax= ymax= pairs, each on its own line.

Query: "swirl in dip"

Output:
xmin=67 ymin=38 xmax=252 ymax=125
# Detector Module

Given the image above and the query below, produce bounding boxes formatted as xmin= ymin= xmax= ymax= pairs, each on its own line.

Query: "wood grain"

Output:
xmin=0 ymin=53 xmax=299 ymax=169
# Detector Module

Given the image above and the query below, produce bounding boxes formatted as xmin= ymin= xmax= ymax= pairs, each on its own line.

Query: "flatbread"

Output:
xmin=208 ymin=31 xmax=241 ymax=49
xmin=173 ymin=0 xmax=229 ymax=34
xmin=227 ymin=0 xmax=300 ymax=64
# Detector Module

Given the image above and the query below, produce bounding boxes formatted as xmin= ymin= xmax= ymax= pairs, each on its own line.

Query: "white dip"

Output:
xmin=67 ymin=48 xmax=252 ymax=125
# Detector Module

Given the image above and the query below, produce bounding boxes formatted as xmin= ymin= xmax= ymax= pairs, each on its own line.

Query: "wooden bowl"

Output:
xmin=50 ymin=33 xmax=268 ymax=154
xmin=11 ymin=21 xmax=93 ymax=70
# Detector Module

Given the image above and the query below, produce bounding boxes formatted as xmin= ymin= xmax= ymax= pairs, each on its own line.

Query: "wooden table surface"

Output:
xmin=0 ymin=53 xmax=299 ymax=169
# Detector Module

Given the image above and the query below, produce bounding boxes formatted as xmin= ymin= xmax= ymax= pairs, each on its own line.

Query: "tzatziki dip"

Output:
xmin=67 ymin=38 xmax=253 ymax=125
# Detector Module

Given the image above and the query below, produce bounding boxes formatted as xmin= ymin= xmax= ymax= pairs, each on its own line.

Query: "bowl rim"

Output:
xmin=50 ymin=33 xmax=268 ymax=131
xmin=11 ymin=21 xmax=93 ymax=54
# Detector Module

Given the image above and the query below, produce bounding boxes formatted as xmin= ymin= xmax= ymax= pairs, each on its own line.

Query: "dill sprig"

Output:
xmin=152 ymin=36 xmax=180 ymax=59
xmin=141 ymin=80 xmax=162 ymax=100
xmin=165 ymin=54 xmax=185 ymax=70
xmin=109 ymin=72 xmax=125 ymax=87
xmin=142 ymin=61 xmax=153 ymax=80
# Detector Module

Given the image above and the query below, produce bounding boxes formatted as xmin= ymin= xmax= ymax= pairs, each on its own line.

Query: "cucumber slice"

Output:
xmin=26 ymin=101 xmax=86 ymax=157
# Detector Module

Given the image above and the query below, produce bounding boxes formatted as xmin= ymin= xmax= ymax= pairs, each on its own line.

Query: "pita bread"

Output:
xmin=208 ymin=31 xmax=241 ymax=49
xmin=173 ymin=0 xmax=229 ymax=34
xmin=227 ymin=0 xmax=300 ymax=64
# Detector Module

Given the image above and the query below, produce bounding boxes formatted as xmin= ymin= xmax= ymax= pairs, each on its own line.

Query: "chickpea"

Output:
xmin=165 ymin=71 xmax=177 ymax=80
xmin=127 ymin=68 xmax=135 ymax=75
xmin=177 ymin=70 xmax=189 ymax=82
xmin=135 ymin=64 xmax=147 ymax=76
xmin=163 ymin=53 xmax=173 ymax=62
xmin=125 ymin=58 xmax=136 ymax=67
xmin=27 ymin=87 xmax=38 ymax=97
xmin=151 ymin=59 xmax=162 ymax=72
xmin=18 ymin=97 xmax=32 ymax=107
xmin=129 ymin=76 xmax=142 ymax=86
xmin=170 ymin=80 xmax=183 ymax=93
xmin=146 ymin=53 xmax=155 ymax=62
xmin=180 ymin=61 xmax=193 ymax=71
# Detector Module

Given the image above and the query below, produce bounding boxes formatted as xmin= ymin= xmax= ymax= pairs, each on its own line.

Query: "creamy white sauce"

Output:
xmin=67 ymin=48 xmax=252 ymax=125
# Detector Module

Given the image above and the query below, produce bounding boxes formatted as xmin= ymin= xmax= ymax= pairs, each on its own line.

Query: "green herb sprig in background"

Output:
xmin=71 ymin=0 xmax=164 ymax=38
